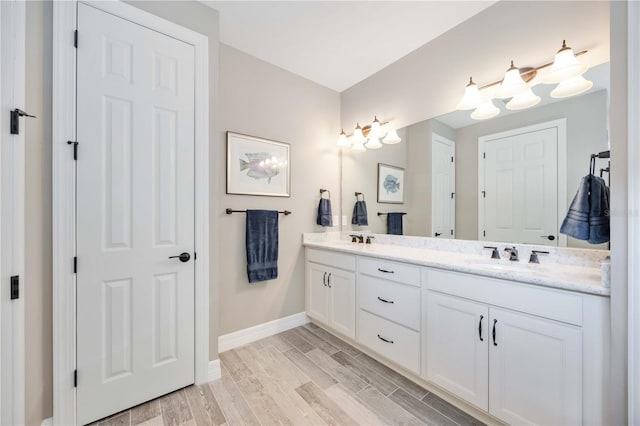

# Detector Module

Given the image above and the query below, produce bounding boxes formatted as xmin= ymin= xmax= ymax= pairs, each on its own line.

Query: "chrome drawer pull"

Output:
xmin=377 ymin=268 xmax=395 ymax=274
xmin=377 ymin=296 xmax=394 ymax=304
xmin=377 ymin=334 xmax=394 ymax=344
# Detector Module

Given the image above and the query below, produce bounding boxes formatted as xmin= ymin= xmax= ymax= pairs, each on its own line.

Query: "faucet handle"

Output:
xmin=349 ymin=234 xmax=359 ymax=243
xmin=483 ymin=246 xmax=500 ymax=259
xmin=366 ymin=236 xmax=375 ymax=244
xmin=529 ymin=250 xmax=549 ymax=264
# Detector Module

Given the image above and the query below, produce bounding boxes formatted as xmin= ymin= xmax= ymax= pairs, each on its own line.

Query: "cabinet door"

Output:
xmin=327 ymin=267 xmax=356 ymax=339
xmin=426 ymin=292 xmax=489 ymax=411
xmin=306 ymin=262 xmax=329 ymax=325
xmin=489 ymin=307 xmax=582 ymax=425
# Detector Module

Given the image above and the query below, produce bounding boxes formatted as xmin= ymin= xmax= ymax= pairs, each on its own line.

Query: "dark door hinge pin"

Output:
xmin=74 ymin=30 xmax=78 ymax=48
xmin=73 ymin=256 xmax=77 ymax=274
xmin=67 ymin=141 xmax=78 ymax=160
xmin=74 ymin=370 xmax=77 ymax=387
xmin=10 ymin=276 xmax=19 ymax=300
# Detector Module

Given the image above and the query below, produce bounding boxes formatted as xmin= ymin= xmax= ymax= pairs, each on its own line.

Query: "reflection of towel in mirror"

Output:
xmin=387 ymin=213 xmax=403 ymax=235
xmin=560 ymin=175 xmax=610 ymax=244
xmin=246 ymin=210 xmax=279 ymax=283
xmin=316 ymin=198 xmax=333 ymax=227
xmin=351 ymin=201 xmax=368 ymax=226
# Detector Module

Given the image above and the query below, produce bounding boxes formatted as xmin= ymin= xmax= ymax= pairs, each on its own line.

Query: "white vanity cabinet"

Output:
xmin=426 ymin=269 xmax=585 ymax=426
xmin=305 ymin=249 xmax=356 ymax=339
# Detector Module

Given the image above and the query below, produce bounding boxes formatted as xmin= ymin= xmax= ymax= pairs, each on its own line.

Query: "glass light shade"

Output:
xmin=456 ymin=77 xmax=483 ymax=110
xmin=495 ymin=61 xmax=528 ymax=99
xmin=471 ymin=100 xmax=500 ymax=120
xmin=543 ymin=41 xmax=587 ymax=84
xmin=352 ymin=124 xmax=365 ymax=143
xmin=383 ymin=129 xmax=401 ymax=144
xmin=506 ymin=88 xmax=541 ymax=110
xmin=550 ymin=75 xmax=593 ymax=98
xmin=337 ymin=130 xmax=350 ymax=148
xmin=365 ymin=137 xmax=382 ymax=150
xmin=351 ymin=140 xmax=366 ymax=152
xmin=369 ymin=116 xmax=384 ymax=138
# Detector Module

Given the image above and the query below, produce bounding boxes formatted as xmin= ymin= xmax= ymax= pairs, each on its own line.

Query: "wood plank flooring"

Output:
xmin=92 ymin=324 xmax=485 ymax=426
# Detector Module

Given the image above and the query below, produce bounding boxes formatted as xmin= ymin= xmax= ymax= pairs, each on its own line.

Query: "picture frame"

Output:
xmin=377 ymin=163 xmax=404 ymax=204
xmin=227 ymin=132 xmax=291 ymax=197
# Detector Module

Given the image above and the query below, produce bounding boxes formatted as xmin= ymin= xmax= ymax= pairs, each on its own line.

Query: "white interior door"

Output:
xmin=481 ymin=126 xmax=558 ymax=245
xmin=76 ymin=4 xmax=195 ymax=424
xmin=431 ymin=134 xmax=455 ymax=238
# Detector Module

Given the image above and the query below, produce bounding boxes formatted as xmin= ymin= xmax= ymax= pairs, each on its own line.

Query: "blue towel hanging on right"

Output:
xmin=387 ymin=212 xmax=403 ymax=235
xmin=560 ymin=174 xmax=610 ymax=244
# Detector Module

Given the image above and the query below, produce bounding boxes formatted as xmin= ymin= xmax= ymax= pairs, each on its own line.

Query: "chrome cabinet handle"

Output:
xmin=478 ymin=315 xmax=484 ymax=342
xmin=377 ymin=296 xmax=394 ymax=304
xmin=322 ymin=272 xmax=327 ymax=287
xmin=377 ymin=268 xmax=394 ymax=274
xmin=492 ymin=319 xmax=498 ymax=346
xmin=377 ymin=334 xmax=394 ymax=344
xmin=327 ymin=273 xmax=332 ymax=288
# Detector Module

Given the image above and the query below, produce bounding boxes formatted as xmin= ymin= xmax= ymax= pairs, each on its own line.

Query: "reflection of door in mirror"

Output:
xmin=479 ymin=120 xmax=565 ymax=247
xmin=432 ymin=133 xmax=456 ymax=239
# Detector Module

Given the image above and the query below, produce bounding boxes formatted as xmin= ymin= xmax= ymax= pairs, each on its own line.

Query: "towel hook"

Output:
xmin=355 ymin=192 xmax=365 ymax=201
xmin=319 ymin=188 xmax=331 ymax=199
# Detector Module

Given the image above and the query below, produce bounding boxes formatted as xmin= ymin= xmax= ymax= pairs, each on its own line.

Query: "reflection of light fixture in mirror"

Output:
xmin=383 ymin=129 xmax=401 ymax=144
xmin=369 ymin=116 xmax=384 ymax=138
xmin=550 ymin=75 xmax=594 ymax=98
xmin=352 ymin=123 xmax=365 ymax=143
xmin=543 ymin=40 xmax=588 ymax=84
xmin=456 ymin=77 xmax=483 ymax=110
xmin=365 ymin=137 xmax=382 ymax=149
xmin=471 ymin=100 xmax=500 ymax=120
xmin=351 ymin=140 xmax=366 ymax=152
xmin=506 ymin=88 xmax=541 ymax=110
xmin=496 ymin=61 xmax=528 ymax=98
xmin=337 ymin=129 xmax=350 ymax=148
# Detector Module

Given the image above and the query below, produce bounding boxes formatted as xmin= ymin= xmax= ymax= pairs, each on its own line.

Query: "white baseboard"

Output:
xmin=41 ymin=417 xmax=53 ymax=426
xmin=218 ymin=312 xmax=309 ymax=353
xmin=207 ymin=359 xmax=221 ymax=382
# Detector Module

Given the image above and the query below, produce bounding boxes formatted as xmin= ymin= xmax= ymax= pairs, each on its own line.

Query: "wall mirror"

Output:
xmin=342 ymin=62 xmax=610 ymax=250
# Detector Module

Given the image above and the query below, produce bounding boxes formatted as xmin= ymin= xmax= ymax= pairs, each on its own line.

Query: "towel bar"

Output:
xmin=377 ymin=212 xmax=407 ymax=216
xmin=226 ymin=208 xmax=291 ymax=215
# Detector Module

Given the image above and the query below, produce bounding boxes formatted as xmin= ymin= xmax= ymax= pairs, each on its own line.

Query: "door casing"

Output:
xmin=52 ymin=2 xmax=210 ymax=425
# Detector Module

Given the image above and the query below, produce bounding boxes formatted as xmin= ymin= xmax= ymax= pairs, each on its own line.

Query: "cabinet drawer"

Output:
xmin=306 ymin=248 xmax=356 ymax=271
xmin=358 ymin=275 xmax=420 ymax=330
xmin=359 ymin=257 xmax=421 ymax=287
xmin=358 ymin=310 xmax=420 ymax=374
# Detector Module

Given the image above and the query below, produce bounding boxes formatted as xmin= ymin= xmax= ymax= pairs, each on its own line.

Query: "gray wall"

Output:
xmin=342 ymin=128 xmax=407 ymax=234
xmin=340 ymin=1 xmax=610 ymax=131
xmin=24 ymin=2 xmax=220 ymax=424
xmin=453 ymin=89 xmax=609 ymax=249
xmin=218 ymin=44 xmax=340 ymax=335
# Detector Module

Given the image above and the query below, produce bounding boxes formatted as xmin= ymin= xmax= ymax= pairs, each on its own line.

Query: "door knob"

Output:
xmin=541 ymin=235 xmax=556 ymax=241
xmin=435 ymin=232 xmax=442 ymax=237
xmin=168 ymin=252 xmax=191 ymax=263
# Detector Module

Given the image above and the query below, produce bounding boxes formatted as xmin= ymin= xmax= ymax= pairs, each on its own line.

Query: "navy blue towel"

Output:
xmin=246 ymin=210 xmax=279 ymax=283
xmin=351 ymin=201 xmax=368 ymax=226
xmin=387 ymin=213 xmax=403 ymax=235
xmin=317 ymin=198 xmax=333 ymax=227
xmin=560 ymin=175 xmax=610 ymax=244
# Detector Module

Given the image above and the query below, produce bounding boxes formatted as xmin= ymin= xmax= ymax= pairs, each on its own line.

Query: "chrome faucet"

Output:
xmin=504 ymin=246 xmax=519 ymax=261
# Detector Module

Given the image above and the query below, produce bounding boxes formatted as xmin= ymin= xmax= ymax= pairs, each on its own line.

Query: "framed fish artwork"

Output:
xmin=377 ymin=163 xmax=404 ymax=204
xmin=227 ymin=132 xmax=291 ymax=197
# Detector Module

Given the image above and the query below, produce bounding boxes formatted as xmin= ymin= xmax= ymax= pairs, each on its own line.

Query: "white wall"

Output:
xmin=340 ymin=1 xmax=610 ymax=131
xmin=218 ymin=44 xmax=340 ymax=335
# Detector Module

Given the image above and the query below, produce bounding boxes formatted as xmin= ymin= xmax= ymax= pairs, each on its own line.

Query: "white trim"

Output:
xmin=208 ymin=360 xmax=221 ymax=382
xmin=628 ymin=1 xmax=640 ymax=423
xmin=477 ymin=119 xmax=568 ymax=247
xmin=218 ymin=312 xmax=310 ymax=353
xmin=52 ymin=2 xmax=210 ymax=425
xmin=0 ymin=2 xmax=26 ymax=425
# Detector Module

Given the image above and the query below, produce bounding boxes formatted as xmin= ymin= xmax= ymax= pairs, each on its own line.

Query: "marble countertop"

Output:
xmin=304 ymin=239 xmax=609 ymax=297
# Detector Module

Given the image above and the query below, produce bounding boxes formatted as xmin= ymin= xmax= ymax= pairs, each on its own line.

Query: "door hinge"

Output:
xmin=482 ymin=190 xmax=486 ymax=198
xmin=74 ymin=370 xmax=77 ymax=387
xmin=10 ymin=276 xmax=19 ymax=300
xmin=451 ymin=192 xmax=455 ymax=199
xmin=10 ymin=109 xmax=36 ymax=135
xmin=73 ymin=256 xmax=77 ymax=274
xmin=67 ymin=141 xmax=78 ymax=160
xmin=451 ymin=156 xmax=454 ymax=163
xmin=483 ymin=230 xmax=486 ymax=237
xmin=74 ymin=30 xmax=78 ymax=48
xmin=194 ymin=252 xmax=197 ymax=260
xmin=450 ymin=229 xmax=454 ymax=236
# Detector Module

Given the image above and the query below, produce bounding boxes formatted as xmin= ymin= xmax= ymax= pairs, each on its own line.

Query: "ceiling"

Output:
xmin=204 ymin=1 xmax=497 ymax=92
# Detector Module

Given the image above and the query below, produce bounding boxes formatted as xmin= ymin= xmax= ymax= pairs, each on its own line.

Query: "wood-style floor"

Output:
xmin=92 ymin=324 xmax=484 ymax=426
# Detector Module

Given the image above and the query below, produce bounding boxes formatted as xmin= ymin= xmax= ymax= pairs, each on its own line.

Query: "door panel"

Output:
xmin=328 ymin=268 xmax=356 ymax=339
xmin=306 ymin=263 xmax=329 ymax=324
xmin=431 ymin=134 xmax=455 ymax=238
xmin=483 ymin=126 xmax=558 ymax=245
xmin=489 ymin=307 xmax=582 ymax=425
xmin=426 ymin=292 xmax=489 ymax=410
xmin=76 ymin=4 xmax=195 ymax=424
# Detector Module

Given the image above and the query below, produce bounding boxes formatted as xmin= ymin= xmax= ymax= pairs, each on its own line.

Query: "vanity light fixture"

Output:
xmin=337 ymin=116 xmax=402 ymax=151
xmin=456 ymin=40 xmax=592 ymax=120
